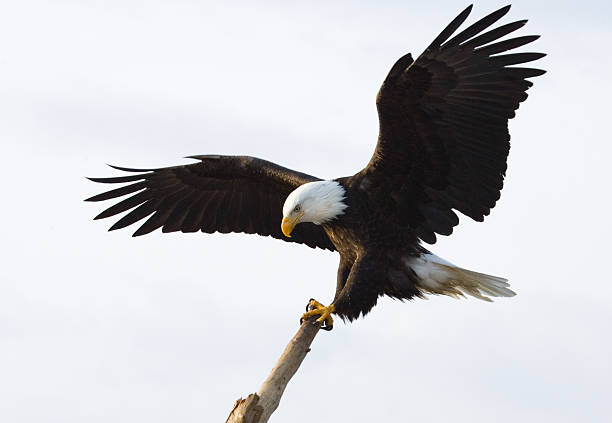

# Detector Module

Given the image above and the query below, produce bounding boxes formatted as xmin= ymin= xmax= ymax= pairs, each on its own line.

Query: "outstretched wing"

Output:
xmin=86 ymin=155 xmax=336 ymax=251
xmin=352 ymin=5 xmax=545 ymax=244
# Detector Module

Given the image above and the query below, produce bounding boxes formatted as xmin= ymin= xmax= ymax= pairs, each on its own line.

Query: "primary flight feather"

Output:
xmin=87 ymin=5 xmax=545 ymax=328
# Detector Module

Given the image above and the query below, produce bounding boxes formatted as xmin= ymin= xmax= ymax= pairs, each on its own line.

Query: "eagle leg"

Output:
xmin=300 ymin=298 xmax=335 ymax=331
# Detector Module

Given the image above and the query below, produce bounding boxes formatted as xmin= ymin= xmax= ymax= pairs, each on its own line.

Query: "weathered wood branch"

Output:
xmin=225 ymin=317 xmax=323 ymax=423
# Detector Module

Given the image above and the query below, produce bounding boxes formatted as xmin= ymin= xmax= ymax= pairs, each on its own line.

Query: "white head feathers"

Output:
xmin=282 ymin=181 xmax=347 ymax=225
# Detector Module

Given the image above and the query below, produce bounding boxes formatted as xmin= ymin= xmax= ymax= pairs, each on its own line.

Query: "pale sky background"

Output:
xmin=1 ymin=0 xmax=610 ymax=422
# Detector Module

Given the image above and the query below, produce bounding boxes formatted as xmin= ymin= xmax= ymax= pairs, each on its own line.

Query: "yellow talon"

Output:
xmin=301 ymin=299 xmax=335 ymax=330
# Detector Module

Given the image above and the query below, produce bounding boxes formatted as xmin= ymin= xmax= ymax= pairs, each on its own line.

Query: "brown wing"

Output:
xmin=86 ymin=155 xmax=336 ymax=251
xmin=352 ymin=5 xmax=545 ymax=243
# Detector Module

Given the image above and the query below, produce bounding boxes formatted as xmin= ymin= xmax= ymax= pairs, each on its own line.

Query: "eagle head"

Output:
xmin=281 ymin=181 xmax=347 ymax=237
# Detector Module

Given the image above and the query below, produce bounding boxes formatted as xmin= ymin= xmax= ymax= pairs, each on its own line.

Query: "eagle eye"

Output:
xmin=294 ymin=205 xmax=301 ymax=212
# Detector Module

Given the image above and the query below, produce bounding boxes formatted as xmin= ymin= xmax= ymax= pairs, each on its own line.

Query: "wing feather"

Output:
xmin=442 ymin=5 xmax=511 ymax=47
xmin=93 ymin=190 xmax=154 ymax=220
xmin=87 ymin=155 xmax=335 ymax=251
xmin=426 ymin=5 xmax=472 ymax=50
xmin=109 ymin=199 xmax=160 ymax=231
xmin=462 ymin=20 xmax=528 ymax=48
xmin=353 ymin=5 xmax=545 ymax=243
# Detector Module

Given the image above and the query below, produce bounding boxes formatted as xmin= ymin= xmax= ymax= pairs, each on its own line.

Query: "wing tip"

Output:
xmin=84 ymin=192 xmax=110 ymax=203
xmin=185 ymin=154 xmax=221 ymax=161
xmin=486 ymin=4 xmax=512 ymax=21
xmin=94 ymin=209 xmax=112 ymax=220
xmin=427 ymin=4 xmax=474 ymax=50
xmin=107 ymin=163 xmax=149 ymax=172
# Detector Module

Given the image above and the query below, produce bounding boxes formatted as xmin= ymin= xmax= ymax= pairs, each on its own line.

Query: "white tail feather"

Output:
xmin=408 ymin=253 xmax=516 ymax=302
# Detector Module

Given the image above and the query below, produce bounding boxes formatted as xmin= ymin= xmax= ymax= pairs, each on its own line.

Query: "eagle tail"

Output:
xmin=410 ymin=253 xmax=516 ymax=301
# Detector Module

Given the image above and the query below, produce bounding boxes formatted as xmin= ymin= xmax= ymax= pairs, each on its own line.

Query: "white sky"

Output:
xmin=1 ymin=0 xmax=610 ymax=422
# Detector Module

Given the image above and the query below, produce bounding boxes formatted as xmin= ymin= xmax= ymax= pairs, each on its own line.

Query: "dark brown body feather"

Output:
xmin=87 ymin=5 xmax=544 ymax=321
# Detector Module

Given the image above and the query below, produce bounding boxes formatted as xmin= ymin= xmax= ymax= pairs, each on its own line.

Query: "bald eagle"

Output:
xmin=87 ymin=5 xmax=545 ymax=329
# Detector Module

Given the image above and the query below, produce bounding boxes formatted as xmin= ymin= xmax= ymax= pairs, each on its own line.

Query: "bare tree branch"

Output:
xmin=225 ymin=317 xmax=323 ymax=423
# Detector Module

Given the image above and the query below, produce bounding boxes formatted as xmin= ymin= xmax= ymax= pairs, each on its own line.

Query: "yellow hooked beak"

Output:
xmin=281 ymin=213 xmax=303 ymax=238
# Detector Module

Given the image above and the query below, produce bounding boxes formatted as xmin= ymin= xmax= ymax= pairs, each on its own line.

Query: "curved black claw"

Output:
xmin=299 ymin=316 xmax=334 ymax=331
xmin=305 ymin=298 xmax=315 ymax=312
xmin=300 ymin=299 xmax=315 ymax=324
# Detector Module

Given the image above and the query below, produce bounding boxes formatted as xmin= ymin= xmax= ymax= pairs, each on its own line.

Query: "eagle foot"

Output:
xmin=300 ymin=298 xmax=335 ymax=331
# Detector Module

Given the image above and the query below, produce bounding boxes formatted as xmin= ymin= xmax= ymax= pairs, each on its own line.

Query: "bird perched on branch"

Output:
xmin=87 ymin=5 xmax=545 ymax=330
